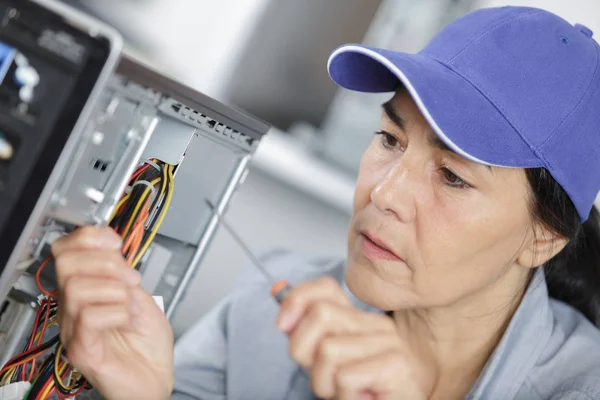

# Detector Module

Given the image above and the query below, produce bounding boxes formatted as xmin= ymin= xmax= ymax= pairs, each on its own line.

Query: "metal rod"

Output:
xmin=165 ymin=154 xmax=252 ymax=320
xmin=204 ymin=200 xmax=275 ymax=284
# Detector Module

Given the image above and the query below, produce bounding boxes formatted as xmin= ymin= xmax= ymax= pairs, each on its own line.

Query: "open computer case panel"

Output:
xmin=0 ymin=0 xmax=269 ymax=380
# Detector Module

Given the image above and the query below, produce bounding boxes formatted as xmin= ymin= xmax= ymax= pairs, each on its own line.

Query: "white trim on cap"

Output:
xmin=327 ymin=45 xmax=495 ymax=167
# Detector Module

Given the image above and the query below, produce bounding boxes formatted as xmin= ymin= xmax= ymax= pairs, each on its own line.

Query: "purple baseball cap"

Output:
xmin=327 ymin=6 xmax=600 ymax=222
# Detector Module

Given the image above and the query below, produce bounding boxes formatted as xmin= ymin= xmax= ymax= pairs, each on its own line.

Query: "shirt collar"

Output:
xmin=342 ymin=264 xmax=553 ymax=399
xmin=466 ymin=267 xmax=553 ymax=399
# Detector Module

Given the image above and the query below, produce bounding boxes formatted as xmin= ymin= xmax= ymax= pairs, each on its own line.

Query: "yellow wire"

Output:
xmin=41 ymin=360 xmax=68 ymax=400
xmin=110 ymin=161 xmax=151 ymax=222
xmin=120 ymin=177 xmax=162 ymax=238
xmin=54 ymin=344 xmax=76 ymax=391
xmin=1 ymin=368 xmax=15 ymax=385
xmin=160 ymin=161 xmax=168 ymax=196
xmin=0 ymin=320 xmax=58 ymax=386
xmin=120 ymin=188 xmax=151 ymax=239
xmin=132 ymin=165 xmax=174 ymax=268
xmin=110 ymin=192 xmax=131 ymax=222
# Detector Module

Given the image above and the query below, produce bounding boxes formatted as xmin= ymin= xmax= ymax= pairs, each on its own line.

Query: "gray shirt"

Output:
xmin=171 ymin=250 xmax=600 ymax=399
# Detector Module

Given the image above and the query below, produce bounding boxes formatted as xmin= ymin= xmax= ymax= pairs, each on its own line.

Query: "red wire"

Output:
xmin=0 ymin=341 xmax=51 ymax=376
xmin=21 ymin=299 xmax=45 ymax=381
xmin=130 ymin=163 xmax=150 ymax=181
xmin=57 ymin=384 xmax=86 ymax=399
xmin=36 ymin=362 xmax=73 ymax=400
xmin=28 ymin=299 xmax=51 ymax=381
xmin=35 ymin=258 xmax=57 ymax=297
xmin=36 ymin=376 xmax=53 ymax=400
xmin=30 ymin=161 xmax=153 ymax=396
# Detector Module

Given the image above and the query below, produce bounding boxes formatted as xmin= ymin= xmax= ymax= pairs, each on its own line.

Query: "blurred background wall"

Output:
xmin=61 ymin=0 xmax=600 ymax=337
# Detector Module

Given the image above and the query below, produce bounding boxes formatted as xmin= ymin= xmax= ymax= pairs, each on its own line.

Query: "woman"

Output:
xmin=52 ymin=6 xmax=600 ymax=400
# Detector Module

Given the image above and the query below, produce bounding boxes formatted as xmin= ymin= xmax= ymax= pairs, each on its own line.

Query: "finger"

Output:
xmin=277 ymin=275 xmax=351 ymax=333
xmin=337 ymin=392 xmax=376 ymax=400
xmin=311 ymin=335 xmax=398 ymax=399
xmin=65 ymin=304 xmax=131 ymax=370
xmin=55 ymin=249 xmax=141 ymax=289
xmin=289 ymin=301 xmax=394 ymax=369
xmin=336 ymin=352 xmax=419 ymax=400
xmin=52 ymin=225 xmax=122 ymax=257
xmin=127 ymin=286 xmax=174 ymax=346
xmin=59 ymin=276 xmax=130 ymax=344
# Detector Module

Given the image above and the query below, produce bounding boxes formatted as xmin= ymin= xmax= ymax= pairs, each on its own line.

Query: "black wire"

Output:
xmin=114 ymin=165 xmax=161 ymax=236
xmin=152 ymin=161 xmax=168 ymax=211
xmin=24 ymin=355 xmax=54 ymax=399
xmin=12 ymin=304 xmax=57 ymax=382
xmin=114 ymin=161 xmax=168 ymax=251
xmin=143 ymin=167 xmax=171 ymax=244
xmin=53 ymin=346 xmax=88 ymax=396
xmin=147 ymin=161 xmax=166 ymax=214
xmin=3 ymin=335 xmax=59 ymax=371
xmin=109 ymin=160 xmax=171 ymax=269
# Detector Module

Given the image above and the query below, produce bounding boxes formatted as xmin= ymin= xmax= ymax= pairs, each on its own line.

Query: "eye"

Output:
xmin=441 ymin=167 xmax=470 ymax=189
xmin=376 ymin=130 xmax=402 ymax=150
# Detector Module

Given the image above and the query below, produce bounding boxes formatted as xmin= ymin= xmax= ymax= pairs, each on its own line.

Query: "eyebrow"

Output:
xmin=381 ymin=100 xmax=493 ymax=173
xmin=427 ymin=133 xmax=454 ymax=153
xmin=382 ymin=100 xmax=406 ymax=131
xmin=382 ymin=100 xmax=451 ymax=151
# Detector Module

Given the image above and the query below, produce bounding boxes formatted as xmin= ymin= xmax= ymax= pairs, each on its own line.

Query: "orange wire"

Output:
xmin=0 ymin=349 xmax=47 ymax=376
xmin=125 ymin=228 xmax=141 ymax=265
xmin=39 ymin=360 xmax=70 ymax=400
xmin=126 ymin=214 xmax=147 ymax=264
xmin=15 ymin=163 xmax=157 ymax=390
xmin=124 ymin=198 xmax=150 ymax=265
xmin=121 ymin=227 xmax=138 ymax=258
xmin=35 ymin=257 xmax=57 ymax=297
xmin=27 ymin=299 xmax=52 ymax=381
xmin=122 ymin=216 xmax=144 ymax=262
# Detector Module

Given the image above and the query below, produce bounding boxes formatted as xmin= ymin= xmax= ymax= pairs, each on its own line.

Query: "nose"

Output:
xmin=370 ymin=157 xmax=418 ymax=223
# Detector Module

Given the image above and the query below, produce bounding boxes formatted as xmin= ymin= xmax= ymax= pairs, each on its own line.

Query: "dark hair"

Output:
xmin=527 ymin=168 xmax=600 ymax=325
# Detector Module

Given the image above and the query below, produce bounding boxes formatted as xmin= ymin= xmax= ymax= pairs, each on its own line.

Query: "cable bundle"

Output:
xmin=0 ymin=158 xmax=175 ymax=399
xmin=0 ymin=297 xmax=85 ymax=399
xmin=110 ymin=158 xmax=175 ymax=269
xmin=0 ymin=298 xmax=57 ymax=386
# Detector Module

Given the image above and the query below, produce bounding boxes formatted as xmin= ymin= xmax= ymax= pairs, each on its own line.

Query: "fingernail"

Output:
xmin=276 ymin=311 xmax=295 ymax=333
xmin=123 ymin=268 xmax=141 ymax=285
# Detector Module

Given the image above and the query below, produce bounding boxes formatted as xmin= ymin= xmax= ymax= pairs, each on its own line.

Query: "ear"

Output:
xmin=517 ymin=224 xmax=568 ymax=269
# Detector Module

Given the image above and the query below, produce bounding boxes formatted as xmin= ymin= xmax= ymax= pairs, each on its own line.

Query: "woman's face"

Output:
xmin=346 ymin=90 xmax=538 ymax=311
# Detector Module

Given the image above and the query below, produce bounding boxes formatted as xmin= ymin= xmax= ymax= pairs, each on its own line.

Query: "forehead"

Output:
xmin=381 ymin=92 xmax=454 ymax=154
xmin=382 ymin=90 xmax=496 ymax=174
xmin=384 ymin=90 xmax=423 ymax=120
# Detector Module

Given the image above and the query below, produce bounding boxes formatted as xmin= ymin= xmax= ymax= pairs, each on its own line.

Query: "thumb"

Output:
xmin=359 ymin=392 xmax=376 ymax=400
xmin=336 ymin=353 xmax=426 ymax=400
xmin=129 ymin=286 xmax=162 ymax=330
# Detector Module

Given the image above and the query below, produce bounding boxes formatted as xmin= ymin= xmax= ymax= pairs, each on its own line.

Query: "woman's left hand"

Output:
xmin=276 ymin=276 xmax=435 ymax=400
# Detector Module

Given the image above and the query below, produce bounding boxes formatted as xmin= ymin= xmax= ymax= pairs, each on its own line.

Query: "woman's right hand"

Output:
xmin=52 ymin=226 xmax=175 ymax=400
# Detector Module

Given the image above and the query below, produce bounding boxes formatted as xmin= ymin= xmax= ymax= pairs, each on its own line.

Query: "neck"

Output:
xmin=392 ymin=267 xmax=530 ymax=399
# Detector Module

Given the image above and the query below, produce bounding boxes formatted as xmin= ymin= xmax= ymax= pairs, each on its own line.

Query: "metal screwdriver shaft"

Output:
xmin=205 ymin=199 xmax=292 ymax=303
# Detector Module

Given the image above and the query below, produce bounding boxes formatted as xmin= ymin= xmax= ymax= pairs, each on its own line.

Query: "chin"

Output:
xmin=344 ymin=259 xmax=415 ymax=311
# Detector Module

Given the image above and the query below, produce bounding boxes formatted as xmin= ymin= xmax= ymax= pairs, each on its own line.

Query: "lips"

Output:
xmin=360 ymin=230 xmax=404 ymax=262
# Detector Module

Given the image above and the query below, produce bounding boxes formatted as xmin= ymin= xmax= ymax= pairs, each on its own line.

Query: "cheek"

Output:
xmin=412 ymin=191 xmax=531 ymax=298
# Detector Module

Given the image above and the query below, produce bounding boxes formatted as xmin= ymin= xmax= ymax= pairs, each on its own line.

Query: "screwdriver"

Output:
xmin=205 ymin=200 xmax=292 ymax=304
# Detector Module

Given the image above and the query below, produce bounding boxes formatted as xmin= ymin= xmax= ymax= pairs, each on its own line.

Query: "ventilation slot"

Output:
xmin=92 ymin=159 xmax=110 ymax=172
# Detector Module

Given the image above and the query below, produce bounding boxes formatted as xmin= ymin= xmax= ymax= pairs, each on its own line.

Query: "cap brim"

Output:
xmin=327 ymin=44 xmax=540 ymax=168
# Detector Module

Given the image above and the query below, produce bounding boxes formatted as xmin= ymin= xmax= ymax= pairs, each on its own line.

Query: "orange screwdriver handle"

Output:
xmin=271 ymin=279 xmax=292 ymax=304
